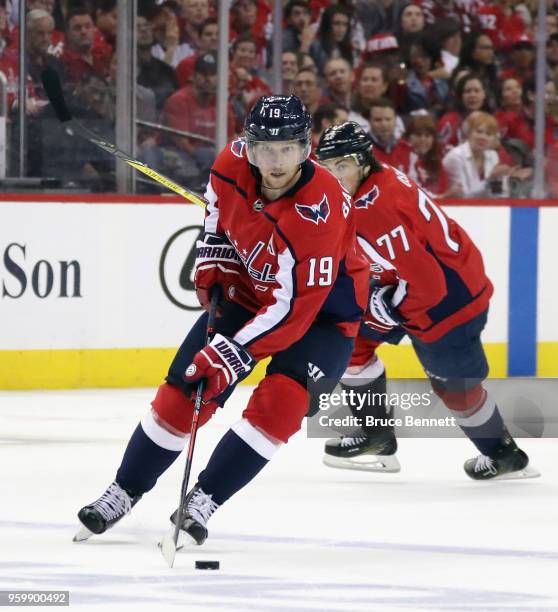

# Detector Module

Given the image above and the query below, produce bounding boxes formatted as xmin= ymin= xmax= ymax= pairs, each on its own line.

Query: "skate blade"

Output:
xmin=73 ymin=525 xmax=94 ymax=542
xmin=323 ymin=453 xmax=401 ymax=473
xmin=492 ymin=464 xmax=541 ymax=481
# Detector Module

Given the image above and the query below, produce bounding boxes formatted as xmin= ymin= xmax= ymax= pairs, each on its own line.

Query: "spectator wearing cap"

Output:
xmin=368 ymin=97 xmax=412 ymax=173
xmin=455 ymin=31 xmax=498 ymax=110
xmin=321 ymin=57 xmax=354 ymax=108
xmin=499 ymin=32 xmax=535 ymax=85
xmin=137 ymin=13 xmax=178 ymax=112
xmin=437 ymin=72 xmax=491 ymax=151
xmin=293 ymin=67 xmax=322 ymax=115
xmin=353 ymin=0 xmax=409 ymax=39
xmin=160 ymin=50 xmax=235 ymax=189
xmin=311 ymin=4 xmax=354 ymax=75
xmin=406 ymin=114 xmax=461 ymax=198
xmin=442 ymin=110 xmax=530 ymax=198
xmin=282 ymin=0 xmax=321 ymax=57
xmin=61 ymin=8 xmax=111 ymax=85
xmin=175 ymin=17 xmax=218 ymax=88
xmin=403 ymin=36 xmax=449 ymax=117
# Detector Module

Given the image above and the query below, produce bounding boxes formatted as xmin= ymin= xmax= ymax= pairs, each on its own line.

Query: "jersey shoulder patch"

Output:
xmin=355 ymin=185 xmax=380 ymax=209
xmin=295 ymin=194 xmax=330 ymax=225
xmin=230 ymin=138 xmax=247 ymax=159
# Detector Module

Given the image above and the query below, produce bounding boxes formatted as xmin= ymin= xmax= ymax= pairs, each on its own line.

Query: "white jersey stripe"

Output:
xmin=357 ymin=235 xmax=395 ymax=271
xmin=204 ymin=178 xmax=219 ymax=234
xmin=231 ymin=418 xmax=283 ymax=460
xmin=234 ymin=247 xmax=295 ymax=348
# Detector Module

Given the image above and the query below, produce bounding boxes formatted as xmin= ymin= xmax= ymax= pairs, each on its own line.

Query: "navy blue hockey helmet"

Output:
xmin=316 ymin=121 xmax=374 ymax=166
xmin=244 ymin=95 xmax=312 ymax=166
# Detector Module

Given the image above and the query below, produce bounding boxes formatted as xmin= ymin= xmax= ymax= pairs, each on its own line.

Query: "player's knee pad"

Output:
xmin=151 ymin=382 xmax=219 ymax=435
xmin=242 ymin=374 xmax=309 ymax=443
xmin=431 ymin=380 xmax=486 ymax=416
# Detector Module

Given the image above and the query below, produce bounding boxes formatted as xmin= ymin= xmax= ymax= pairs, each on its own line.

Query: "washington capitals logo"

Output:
xmin=230 ymin=138 xmax=246 ymax=158
xmin=355 ymin=185 xmax=380 ymax=209
xmin=295 ymin=195 xmax=330 ymax=225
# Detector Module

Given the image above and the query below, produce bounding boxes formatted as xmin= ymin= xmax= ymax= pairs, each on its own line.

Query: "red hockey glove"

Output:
xmin=365 ymin=284 xmax=407 ymax=333
xmin=194 ymin=233 xmax=242 ymax=311
xmin=184 ymin=333 xmax=255 ymax=401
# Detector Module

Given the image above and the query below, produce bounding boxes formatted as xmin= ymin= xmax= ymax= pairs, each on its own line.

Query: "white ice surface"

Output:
xmin=1 ymin=387 xmax=557 ymax=612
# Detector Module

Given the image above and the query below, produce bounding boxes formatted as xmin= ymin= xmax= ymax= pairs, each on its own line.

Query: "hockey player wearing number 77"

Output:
xmin=73 ymin=96 xmax=370 ymax=545
xmin=316 ymin=122 xmax=539 ymax=481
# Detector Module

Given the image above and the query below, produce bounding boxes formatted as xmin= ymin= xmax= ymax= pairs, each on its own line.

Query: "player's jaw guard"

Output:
xmin=244 ymin=95 xmax=312 ymax=166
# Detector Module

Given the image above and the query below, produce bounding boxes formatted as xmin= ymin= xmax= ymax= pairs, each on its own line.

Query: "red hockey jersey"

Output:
xmin=203 ymin=139 xmax=369 ymax=360
xmin=353 ymin=164 xmax=493 ymax=342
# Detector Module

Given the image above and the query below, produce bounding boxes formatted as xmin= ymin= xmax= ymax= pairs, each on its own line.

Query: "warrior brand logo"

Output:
xmin=197 ymin=244 xmax=241 ymax=262
xmin=295 ymin=194 xmax=330 ymax=225
xmin=159 ymin=225 xmax=204 ymax=311
xmin=308 ymin=362 xmax=325 ymax=382
xmin=215 ymin=340 xmax=247 ymax=376
xmin=355 ymin=185 xmax=380 ymax=209
xmin=230 ymin=138 xmax=246 ymax=158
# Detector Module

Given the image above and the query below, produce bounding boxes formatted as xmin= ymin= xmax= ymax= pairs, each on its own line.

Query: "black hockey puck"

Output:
xmin=195 ymin=560 xmax=220 ymax=570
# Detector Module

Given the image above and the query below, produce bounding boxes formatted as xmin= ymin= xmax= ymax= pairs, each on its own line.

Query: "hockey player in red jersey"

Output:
xmin=316 ymin=122 xmax=538 ymax=481
xmin=74 ymin=97 xmax=369 ymax=544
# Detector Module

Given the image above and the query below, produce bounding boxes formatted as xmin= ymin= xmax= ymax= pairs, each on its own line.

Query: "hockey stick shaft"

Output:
xmin=161 ymin=287 xmax=220 ymax=566
xmin=40 ymin=68 xmax=207 ymax=208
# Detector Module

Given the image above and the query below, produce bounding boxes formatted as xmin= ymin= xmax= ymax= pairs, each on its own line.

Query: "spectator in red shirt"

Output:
xmin=438 ymin=72 xmax=491 ymax=151
xmin=293 ymin=67 xmax=322 ymax=115
xmin=62 ymin=8 xmax=110 ymax=85
xmin=229 ymin=34 xmax=271 ymax=126
xmin=94 ymin=0 xmax=117 ymax=54
xmin=321 ymin=57 xmax=354 ymax=108
xmin=476 ymin=0 xmax=526 ymax=54
xmin=494 ymin=76 xmax=533 ymax=146
xmin=500 ymin=33 xmax=535 ymax=85
xmin=406 ymin=114 xmax=462 ymax=198
xmin=368 ymin=97 xmax=412 ymax=173
xmin=230 ymin=0 xmax=271 ymax=68
xmin=176 ymin=17 xmax=218 ymax=88
xmin=160 ymin=50 xmax=235 ymax=190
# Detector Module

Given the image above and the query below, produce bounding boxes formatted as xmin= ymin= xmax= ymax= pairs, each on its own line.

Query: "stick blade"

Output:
xmin=160 ymin=528 xmax=177 ymax=568
xmin=41 ymin=68 xmax=72 ymax=122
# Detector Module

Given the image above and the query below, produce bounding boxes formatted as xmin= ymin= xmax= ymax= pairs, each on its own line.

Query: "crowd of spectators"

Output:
xmin=1 ymin=0 xmax=558 ymax=197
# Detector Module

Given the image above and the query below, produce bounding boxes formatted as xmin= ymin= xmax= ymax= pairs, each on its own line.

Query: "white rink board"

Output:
xmin=538 ymin=207 xmax=558 ymax=342
xmin=0 ymin=202 xmax=513 ymax=352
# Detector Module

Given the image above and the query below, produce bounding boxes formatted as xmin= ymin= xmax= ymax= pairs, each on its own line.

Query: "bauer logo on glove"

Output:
xmin=184 ymin=333 xmax=255 ymax=401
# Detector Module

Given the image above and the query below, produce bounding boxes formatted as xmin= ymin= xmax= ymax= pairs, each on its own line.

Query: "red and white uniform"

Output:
xmin=353 ymin=164 xmax=493 ymax=345
xmin=203 ymin=139 xmax=369 ymax=361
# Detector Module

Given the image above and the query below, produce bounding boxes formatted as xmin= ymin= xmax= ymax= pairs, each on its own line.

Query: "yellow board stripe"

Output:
xmin=2 ymin=342 xmax=555 ymax=390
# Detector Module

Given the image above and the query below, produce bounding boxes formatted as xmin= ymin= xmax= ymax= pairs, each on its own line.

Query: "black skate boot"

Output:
xmin=464 ymin=430 xmax=540 ymax=481
xmin=170 ymin=483 xmax=220 ymax=546
xmin=323 ymin=431 xmax=400 ymax=472
xmin=74 ymin=481 xmax=142 ymax=541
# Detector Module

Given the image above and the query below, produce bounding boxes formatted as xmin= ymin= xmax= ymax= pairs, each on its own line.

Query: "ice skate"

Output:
xmin=74 ymin=481 xmax=142 ymax=541
xmin=323 ymin=431 xmax=401 ymax=473
xmin=464 ymin=434 xmax=540 ymax=481
xmin=170 ymin=484 xmax=220 ymax=546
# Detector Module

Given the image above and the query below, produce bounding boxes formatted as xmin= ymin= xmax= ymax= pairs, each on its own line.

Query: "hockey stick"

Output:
xmin=160 ymin=287 xmax=221 ymax=568
xmin=40 ymin=68 xmax=207 ymax=208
